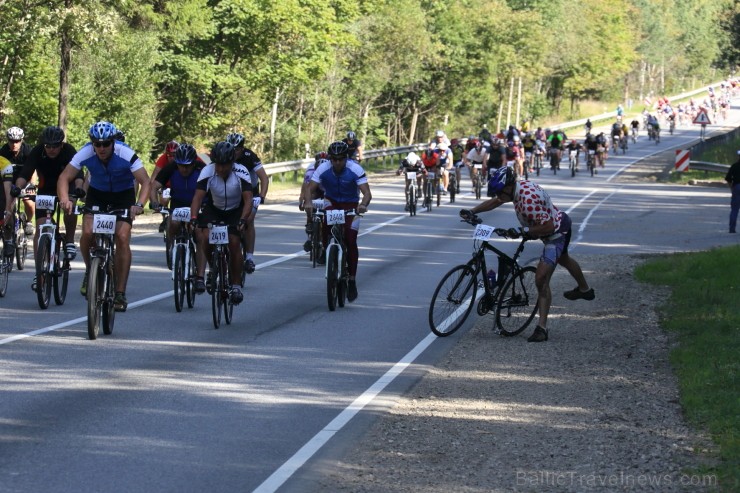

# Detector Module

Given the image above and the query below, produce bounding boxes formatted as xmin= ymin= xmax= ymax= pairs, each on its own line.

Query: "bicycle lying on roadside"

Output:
xmin=428 ymin=215 xmax=538 ymax=337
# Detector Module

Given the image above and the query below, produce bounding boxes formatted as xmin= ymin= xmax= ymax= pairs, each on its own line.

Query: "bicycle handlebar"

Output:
xmin=459 ymin=213 xmax=533 ymax=241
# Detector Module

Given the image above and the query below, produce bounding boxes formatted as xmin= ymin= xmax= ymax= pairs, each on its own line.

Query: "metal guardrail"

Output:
xmin=252 ymin=81 xmax=725 ymax=179
xmin=689 ymin=161 xmax=730 ymax=174
xmin=263 ymin=143 xmax=428 ymax=178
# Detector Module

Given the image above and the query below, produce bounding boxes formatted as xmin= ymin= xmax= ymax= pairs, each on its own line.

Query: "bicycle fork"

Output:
xmin=324 ymin=240 xmax=343 ymax=281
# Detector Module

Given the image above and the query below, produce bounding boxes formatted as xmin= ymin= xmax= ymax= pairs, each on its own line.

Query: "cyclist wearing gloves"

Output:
xmin=57 ymin=121 xmax=151 ymax=312
xmin=225 ymin=132 xmax=267 ymax=275
xmin=459 ymin=167 xmax=594 ymax=343
xmin=190 ymin=141 xmax=253 ymax=305
xmin=303 ymin=141 xmax=371 ymax=302
xmin=12 ymin=126 xmax=84 ymax=290
xmin=149 ymin=143 xmax=206 ymax=286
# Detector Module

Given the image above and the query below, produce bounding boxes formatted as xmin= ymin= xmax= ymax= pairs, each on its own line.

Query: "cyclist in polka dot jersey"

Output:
xmin=459 ymin=167 xmax=594 ymax=342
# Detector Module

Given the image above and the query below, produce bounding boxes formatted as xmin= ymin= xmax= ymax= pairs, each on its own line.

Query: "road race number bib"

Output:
xmin=35 ymin=195 xmax=55 ymax=211
xmin=406 ymin=171 xmax=416 ymax=181
xmin=92 ymin=214 xmax=116 ymax=235
xmin=326 ymin=209 xmax=346 ymax=225
xmin=473 ymin=163 xmax=483 ymax=169
xmin=209 ymin=225 xmax=228 ymax=245
xmin=473 ymin=224 xmax=495 ymax=241
xmin=171 ymin=207 xmax=191 ymax=222
xmin=311 ymin=199 xmax=327 ymax=211
xmin=161 ymin=188 xmax=171 ymax=199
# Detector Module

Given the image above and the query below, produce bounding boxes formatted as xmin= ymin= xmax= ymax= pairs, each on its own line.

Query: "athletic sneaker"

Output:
xmin=80 ymin=272 xmax=88 ymax=297
xmin=244 ymin=259 xmax=256 ymax=274
xmin=347 ymin=280 xmax=358 ymax=302
xmin=527 ymin=326 xmax=548 ymax=342
xmin=113 ymin=292 xmax=128 ymax=312
xmin=229 ymin=286 xmax=243 ymax=304
xmin=194 ymin=277 xmax=206 ymax=294
xmin=65 ymin=243 xmax=77 ymax=260
xmin=563 ymin=287 xmax=595 ymax=301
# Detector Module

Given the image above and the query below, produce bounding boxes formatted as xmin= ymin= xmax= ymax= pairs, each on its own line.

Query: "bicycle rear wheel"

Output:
xmin=53 ymin=236 xmax=69 ymax=306
xmin=0 ymin=260 xmax=8 ymax=297
xmin=36 ymin=235 xmax=52 ymax=309
xmin=326 ymin=245 xmax=338 ymax=311
xmin=429 ymin=264 xmax=478 ymax=337
xmin=87 ymin=258 xmax=104 ymax=340
xmin=495 ymin=266 xmax=538 ymax=336
xmin=222 ymin=254 xmax=233 ymax=325
xmin=186 ymin=243 xmax=196 ymax=308
xmin=211 ymin=253 xmax=222 ymax=329
xmin=102 ymin=261 xmax=116 ymax=335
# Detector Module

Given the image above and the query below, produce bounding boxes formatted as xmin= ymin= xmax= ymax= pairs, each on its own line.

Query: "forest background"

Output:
xmin=1 ymin=0 xmax=738 ymax=164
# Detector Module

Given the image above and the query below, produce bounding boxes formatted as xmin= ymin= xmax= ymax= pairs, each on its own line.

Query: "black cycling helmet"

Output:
xmin=40 ymin=126 xmax=65 ymax=145
xmin=174 ymin=143 xmax=197 ymax=165
xmin=114 ymin=130 xmax=126 ymax=142
xmin=225 ymin=132 xmax=245 ymax=148
xmin=346 ymin=130 xmax=356 ymax=140
xmin=211 ymin=141 xmax=235 ymax=164
xmin=327 ymin=141 xmax=349 ymax=158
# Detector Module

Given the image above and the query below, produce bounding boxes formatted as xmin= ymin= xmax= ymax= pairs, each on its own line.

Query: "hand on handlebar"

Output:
xmin=459 ymin=209 xmax=481 ymax=224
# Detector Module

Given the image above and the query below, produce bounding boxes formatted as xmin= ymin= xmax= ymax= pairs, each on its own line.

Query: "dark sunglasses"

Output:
xmin=44 ymin=143 xmax=63 ymax=149
xmin=93 ymin=140 xmax=113 ymax=148
xmin=9 ymin=139 xmax=21 ymax=144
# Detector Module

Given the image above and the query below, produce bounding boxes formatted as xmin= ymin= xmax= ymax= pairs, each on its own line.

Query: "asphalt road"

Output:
xmin=0 ymin=107 xmax=738 ymax=493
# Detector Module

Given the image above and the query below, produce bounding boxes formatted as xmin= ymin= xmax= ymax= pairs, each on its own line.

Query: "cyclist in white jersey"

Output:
xmin=190 ymin=141 xmax=253 ymax=304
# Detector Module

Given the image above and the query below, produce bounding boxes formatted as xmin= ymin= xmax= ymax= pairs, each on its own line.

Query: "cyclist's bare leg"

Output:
xmin=534 ymin=261 xmax=556 ymax=330
xmin=63 ymin=212 xmax=78 ymax=245
xmin=80 ymin=215 xmax=94 ymax=270
xmin=244 ymin=208 xmax=257 ymax=258
xmin=114 ymin=221 xmax=133 ymax=293
xmin=557 ymin=252 xmax=590 ymax=292
xmin=23 ymin=198 xmax=35 ymax=226
xmin=196 ymin=228 xmax=210 ymax=278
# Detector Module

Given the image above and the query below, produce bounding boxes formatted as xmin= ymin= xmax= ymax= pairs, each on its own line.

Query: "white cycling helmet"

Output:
xmin=406 ymin=152 xmax=420 ymax=165
xmin=6 ymin=126 xmax=24 ymax=141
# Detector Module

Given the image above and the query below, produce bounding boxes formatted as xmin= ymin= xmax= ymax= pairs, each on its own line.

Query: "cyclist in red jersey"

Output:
xmin=150 ymin=140 xmax=179 ymax=232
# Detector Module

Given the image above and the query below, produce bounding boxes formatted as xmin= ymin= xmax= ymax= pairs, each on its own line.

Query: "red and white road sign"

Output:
xmin=693 ymin=109 xmax=712 ymax=125
xmin=675 ymin=149 xmax=690 ymax=171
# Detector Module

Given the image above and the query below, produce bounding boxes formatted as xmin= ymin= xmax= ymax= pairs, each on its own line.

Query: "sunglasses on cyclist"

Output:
xmin=44 ymin=143 xmax=63 ymax=149
xmin=93 ymin=140 xmax=113 ymax=148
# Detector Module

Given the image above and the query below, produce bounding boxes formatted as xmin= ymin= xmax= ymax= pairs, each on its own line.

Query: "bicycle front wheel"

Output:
xmin=173 ymin=244 xmax=186 ymax=312
xmin=53 ymin=236 xmax=68 ymax=306
xmin=87 ymin=258 xmax=104 ymax=340
xmin=495 ymin=266 xmax=538 ymax=336
xmin=36 ymin=235 xmax=52 ymax=309
xmin=222 ymin=254 xmax=233 ymax=325
xmin=429 ymin=264 xmax=478 ymax=337
xmin=326 ymin=245 xmax=338 ymax=311
xmin=186 ymin=243 xmax=196 ymax=308
xmin=15 ymin=231 xmax=27 ymax=270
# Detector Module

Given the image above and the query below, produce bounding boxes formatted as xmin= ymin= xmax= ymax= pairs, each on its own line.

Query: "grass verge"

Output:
xmin=634 ymin=246 xmax=740 ymax=490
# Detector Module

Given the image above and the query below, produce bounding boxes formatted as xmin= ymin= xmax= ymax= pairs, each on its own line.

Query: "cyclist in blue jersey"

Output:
xmin=302 ymin=140 xmax=372 ymax=302
xmin=57 ymin=121 xmax=151 ymax=312
xmin=149 ymin=143 xmax=207 ymax=288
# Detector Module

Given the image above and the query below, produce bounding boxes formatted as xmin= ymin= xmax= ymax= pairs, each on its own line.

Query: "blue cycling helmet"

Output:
xmin=89 ymin=121 xmax=117 ymax=141
xmin=488 ymin=166 xmax=516 ymax=196
xmin=174 ymin=143 xmax=197 ymax=165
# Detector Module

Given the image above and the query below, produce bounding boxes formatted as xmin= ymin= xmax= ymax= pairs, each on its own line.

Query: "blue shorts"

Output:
xmin=540 ymin=213 xmax=572 ymax=266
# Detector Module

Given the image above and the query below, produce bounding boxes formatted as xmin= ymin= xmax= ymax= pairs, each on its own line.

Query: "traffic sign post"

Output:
xmin=692 ymin=110 xmax=711 ymax=141
xmin=675 ymin=150 xmax=690 ymax=172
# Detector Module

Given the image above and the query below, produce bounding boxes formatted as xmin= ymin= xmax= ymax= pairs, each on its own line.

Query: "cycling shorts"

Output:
xmin=540 ymin=213 xmax=572 ymax=266
xmin=85 ymin=187 xmax=135 ymax=225
xmin=197 ymin=203 xmax=242 ymax=236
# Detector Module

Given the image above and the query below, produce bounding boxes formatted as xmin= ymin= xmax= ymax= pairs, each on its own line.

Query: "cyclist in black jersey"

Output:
xmin=226 ymin=132 xmax=268 ymax=275
xmin=343 ymin=131 xmax=363 ymax=161
xmin=1 ymin=127 xmax=35 ymax=232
